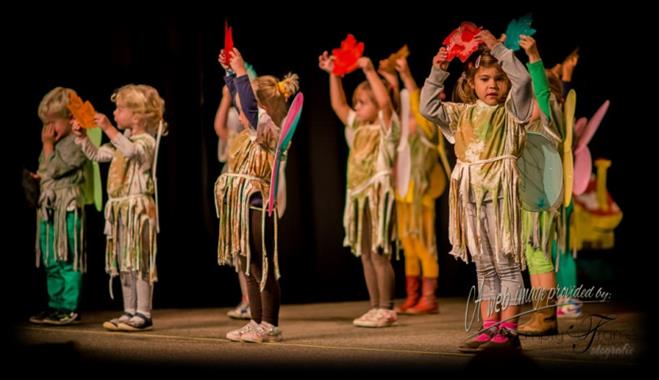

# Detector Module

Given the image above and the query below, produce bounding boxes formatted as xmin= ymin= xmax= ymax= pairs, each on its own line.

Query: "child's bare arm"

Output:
xmin=214 ymin=85 xmax=232 ymax=140
xmin=395 ymin=57 xmax=418 ymax=92
xmin=319 ymin=51 xmax=351 ymax=124
xmin=359 ymin=57 xmax=393 ymax=127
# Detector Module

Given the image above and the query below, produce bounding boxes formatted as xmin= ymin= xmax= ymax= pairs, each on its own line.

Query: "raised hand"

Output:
xmin=229 ymin=47 xmax=246 ymax=77
xmin=357 ymin=56 xmax=375 ymax=73
xmin=318 ymin=51 xmax=335 ymax=74
xmin=433 ymin=47 xmax=449 ymax=70
xmin=71 ymin=119 xmax=87 ymax=138
xmin=218 ymin=50 xmax=230 ymax=71
xmin=475 ymin=29 xmax=499 ymax=50
xmin=519 ymin=34 xmax=540 ymax=62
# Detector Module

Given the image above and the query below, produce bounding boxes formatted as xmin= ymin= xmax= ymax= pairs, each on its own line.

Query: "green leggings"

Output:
xmin=40 ymin=212 xmax=82 ymax=311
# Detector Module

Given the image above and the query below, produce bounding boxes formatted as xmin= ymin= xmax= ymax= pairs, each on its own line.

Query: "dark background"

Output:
xmin=7 ymin=4 xmax=650 ymax=327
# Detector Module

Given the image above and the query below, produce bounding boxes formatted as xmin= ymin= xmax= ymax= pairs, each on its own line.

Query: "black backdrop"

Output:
xmin=7 ymin=4 xmax=650 ymax=322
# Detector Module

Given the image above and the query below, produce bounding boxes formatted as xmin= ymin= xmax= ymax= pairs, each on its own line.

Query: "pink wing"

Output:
xmin=575 ymin=100 xmax=609 ymax=154
xmin=573 ymin=147 xmax=592 ymax=195
xmin=574 ymin=117 xmax=588 ymax=139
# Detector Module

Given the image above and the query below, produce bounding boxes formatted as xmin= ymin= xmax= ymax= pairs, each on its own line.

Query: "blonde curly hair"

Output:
xmin=38 ymin=87 xmax=76 ymax=123
xmin=111 ymin=84 xmax=168 ymax=135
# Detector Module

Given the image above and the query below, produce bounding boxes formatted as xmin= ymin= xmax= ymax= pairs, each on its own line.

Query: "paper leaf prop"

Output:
xmin=575 ymin=100 xmax=609 ymax=154
xmin=574 ymin=117 xmax=588 ymax=138
xmin=222 ymin=19 xmax=234 ymax=66
xmin=66 ymin=92 xmax=96 ymax=129
xmin=332 ymin=34 xmax=364 ymax=76
xmin=572 ymin=100 xmax=609 ymax=195
xmin=504 ymin=14 xmax=536 ymax=51
xmin=563 ymin=89 xmax=576 ymax=206
xmin=268 ymin=92 xmax=304 ymax=215
xmin=80 ymin=127 xmax=103 ymax=211
xmin=573 ymin=147 xmax=592 ymax=196
xmin=443 ymin=22 xmax=482 ymax=63
xmin=244 ymin=62 xmax=257 ymax=80
xmin=383 ymin=45 xmax=410 ymax=72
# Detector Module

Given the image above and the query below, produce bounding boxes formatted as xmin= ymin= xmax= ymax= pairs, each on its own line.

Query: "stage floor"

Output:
xmin=13 ymin=298 xmax=645 ymax=371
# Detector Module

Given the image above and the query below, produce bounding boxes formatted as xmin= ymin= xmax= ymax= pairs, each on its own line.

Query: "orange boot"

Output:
xmin=407 ymin=277 xmax=438 ymax=314
xmin=395 ymin=276 xmax=420 ymax=314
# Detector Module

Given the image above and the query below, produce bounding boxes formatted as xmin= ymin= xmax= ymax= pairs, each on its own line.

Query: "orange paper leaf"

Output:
xmin=383 ymin=44 xmax=409 ymax=72
xmin=67 ymin=92 xmax=96 ymax=129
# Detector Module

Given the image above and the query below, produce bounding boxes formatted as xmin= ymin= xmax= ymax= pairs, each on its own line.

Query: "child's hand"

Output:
xmin=358 ymin=57 xmax=375 ymax=73
xmin=218 ymin=51 xmax=230 ymax=72
xmin=378 ymin=60 xmax=398 ymax=89
xmin=229 ymin=48 xmax=247 ymax=77
xmin=475 ymin=30 xmax=499 ymax=50
xmin=41 ymin=124 xmax=56 ymax=145
xmin=433 ymin=47 xmax=449 ymax=70
xmin=519 ymin=35 xmax=540 ymax=62
xmin=94 ymin=113 xmax=113 ymax=132
xmin=318 ymin=51 xmax=335 ymax=74
xmin=71 ymin=120 xmax=87 ymax=138
xmin=394 ymin=57 xmax=410 ymax=75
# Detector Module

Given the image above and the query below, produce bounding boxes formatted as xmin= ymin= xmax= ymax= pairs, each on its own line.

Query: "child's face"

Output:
xmin=113 ymin=101 xmax=136 ymax=130
xmin=471 ymin=66 xmax=508 ymax=106
xmin=44 ymin=116 xmax=71 ymax=140
xmin=353 ymin=89 xmax=378 ymax=123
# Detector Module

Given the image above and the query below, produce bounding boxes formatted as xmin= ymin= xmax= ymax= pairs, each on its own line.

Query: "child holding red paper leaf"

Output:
xmin=215 ymin=47 xmax=300 ymax=343
xmin=318 ymin=36 xmax=400 ymax=328
xmin=420 ymin=28 xmax=533 ymax=351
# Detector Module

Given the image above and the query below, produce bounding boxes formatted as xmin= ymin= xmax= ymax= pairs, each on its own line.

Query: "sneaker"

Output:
xmin=352 ymin=308 xmax=379 ymax=327
xmin=353 ymin=308 xmax=397 ymax=328
xmin=557 ymin=297 xmax=583 ymax=318
xmin=458 ymin=325 xmax=498 ymax=353
xmin=226 ymin=320 xmax=260 ymax=342
xmin=478 ymin=327 xmax=522 ymax=351
xmin=29 ymin=309 xmax=58 ymax=324
xmin=227 ymin=302 xmax=251 ymax=320
xmin=241 ymin=321 xmax=283 ymax=343
xmin=43 ymin=310 xmax=80 ymax=326
xmin=102 ymin=312 xmax=134 ymax=331
xmin=117 ymin=313 xmax=153 ymax=332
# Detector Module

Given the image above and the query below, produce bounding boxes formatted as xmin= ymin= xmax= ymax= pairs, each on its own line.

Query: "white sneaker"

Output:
xmin=241 ymin=321 xmax=283 ymax=343
xmin=227 ymin=302 xmax=251 ymax=320
xmin=226 ymin=320 xmax=259 ymax=342
xmin=557 ymin=297 xmax=583 ymax=318
xmin=353 ymin=308 xmax=379 ymax=327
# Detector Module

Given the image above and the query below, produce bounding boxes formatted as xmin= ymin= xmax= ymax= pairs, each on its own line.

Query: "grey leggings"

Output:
xmin=466 ymin=202 xmax=524 ymax=306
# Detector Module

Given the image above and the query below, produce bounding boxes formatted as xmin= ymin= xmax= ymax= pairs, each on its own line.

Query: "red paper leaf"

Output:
xmin=443 ymin=22 xmax=482 ymax=63
xmin=332 ymin=34 xmax=364 ymax=76
xmin=222 ymin=20 xmax=234 ymax=66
